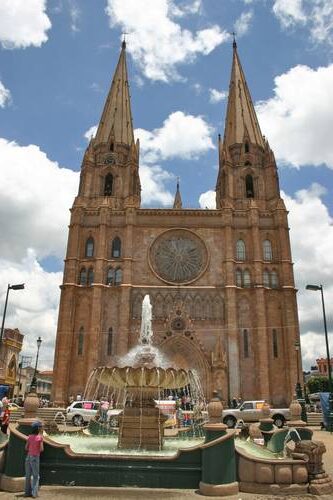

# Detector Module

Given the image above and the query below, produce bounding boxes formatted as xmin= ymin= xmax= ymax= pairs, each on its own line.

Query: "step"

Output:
xmin=306 ymin=412 xmax=323 ymax=425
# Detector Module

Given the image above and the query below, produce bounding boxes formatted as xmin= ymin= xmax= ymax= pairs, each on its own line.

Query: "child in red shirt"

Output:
xmin=25 ymin=421 xmax=44 ymax=498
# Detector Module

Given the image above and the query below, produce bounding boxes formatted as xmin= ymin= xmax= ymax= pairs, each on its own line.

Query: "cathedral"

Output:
xmin=52 ymin=40 xmax=302 ymax=407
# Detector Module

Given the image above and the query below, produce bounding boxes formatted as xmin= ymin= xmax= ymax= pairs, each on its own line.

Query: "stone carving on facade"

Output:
xmin=131 ymin=289 xmax=224 ymax=322
xmin=211 ymin=335 xmax=228 ymax=399
xmin=149 ymin=229 xmax=208 ymax=285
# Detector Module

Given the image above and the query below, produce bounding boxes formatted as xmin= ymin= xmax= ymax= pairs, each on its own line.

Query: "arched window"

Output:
xmin=271 ymin=271 xmax=279 ymax=288
xmin=263 ymin=270 xmax=270 ymax=288
xmin=78 ymin=327 xmax=84 ymax=355
xmin=243 ymin=270 xmax=251 ymax=287
xmin=236 ymin=239 xmax=246 ymax=261
xmin=243 ymin=329 xmax=249 ymax=358
xmin=104 ymin=173 xmax=113 ymax=196
xmin=236 ymin=269 xmax=242 ymax=287
xmin=263 ymin=240 xmax=272 ymax=261
xmin=245 ymin=174 xmax=254 ymax=198
xmin=106 ymin=267 xmax=114 ymax=286
xmin=111 ymin=237 xmax=121 ymax=258
xmin=272 ymin=329 xmax=278 ymax=358
xmin=245 ymin=142 xmax=249 ymax=153
xmin=107 ymin=327 xmax=113 ymax=356
xmin=114 ymin=268 xmax=122 ymax=285
xmin=85 ymin=237 xmax=94 ymax=258
xmin=110 ymin=142 xmax=114 ymax=152
xmin=79 ymin=267 xmax=87 ymax=285
xmin=87 ymin=267 xmax=94 ymax=286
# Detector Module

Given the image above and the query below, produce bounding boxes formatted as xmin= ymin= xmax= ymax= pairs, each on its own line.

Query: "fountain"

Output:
xmin=85 ymin=295 xmax=199 ymax=450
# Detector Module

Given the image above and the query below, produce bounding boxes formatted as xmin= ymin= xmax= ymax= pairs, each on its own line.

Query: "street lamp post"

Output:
xmin=306 ymin=284 xmax=333 ymax=431
xmin=294 ymin=340 xmax=307 ymax=422
xmin=30 ymin=337 xmax=42 ymax=392
xmin=0 ymin=283 xmax=25 ymax=345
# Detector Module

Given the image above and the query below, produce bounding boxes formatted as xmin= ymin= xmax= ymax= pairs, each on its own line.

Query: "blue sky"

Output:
xmin=0 ymin=0 xmax=333 ymax=371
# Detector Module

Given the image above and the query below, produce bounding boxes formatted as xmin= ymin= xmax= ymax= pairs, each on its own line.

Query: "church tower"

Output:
xmin=52 ymin=40 xmax=302 ymax=407
xmin=215 ymin=40 xmax=301 ymax=402
xmin=52 ymin=42 xmax=141 ymax=404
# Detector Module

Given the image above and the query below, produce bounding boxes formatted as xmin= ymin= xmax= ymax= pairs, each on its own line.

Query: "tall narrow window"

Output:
xmin=245 ymin=174 xmax=254 ymax=198
xmin=79 ymin=267 xmax=87 ymax=285
xmin=106 ymin=267 xmax=114 ymax=285
xmin=245 ymin=142 xmax=249 ymax=153
xmin=272 ymin=329 xmax=278 ymax=358
xmin=263 ymin=270 xmax=270 ymax=287
xmin=87 ymin=267 xmax=94 ymax=286
xmin=114 ymin=268 xmax=122 ymax=285
xmin=236 ymin=240 xmax=246 ymax=261
xmin=107 ymin=327 xmax=113 ymax=356
xmin=236 ymin=269 xmax=242 ymax=287
xmin=111 ymin=237 xmax=121 ymax=258
xmin=243 ymin=270 xmax=251 ymax=287
xmin=85 ymin=237 xmax=94 ymax=258
xmin=243 ymin=329 xmax=249 ymax=358
xmin=110 ymin=142 xmax=114 ymax=152
xmin=104 ymin=173 xmax=113 ymax=196
xmin=271 ymin=271 xmax=279 ymax=288
xmin=78 ymin=327 xmax=84 ymax=355
xmin=263 ymin=240 xmax=272 ymax=261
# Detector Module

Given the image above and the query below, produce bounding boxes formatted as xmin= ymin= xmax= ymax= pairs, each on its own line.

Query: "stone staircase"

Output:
xmin=9 ymin=407 xmax=66 ymax=424
xmin=306 ymin=412 xmax=323 ymax=426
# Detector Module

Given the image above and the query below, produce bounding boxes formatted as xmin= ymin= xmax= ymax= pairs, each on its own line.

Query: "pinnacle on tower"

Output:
xmin=223 ymin=42 xmax=264 ymax=149
xmin=94 ymin=41 xmax=134 ymax=146
xmin=173 ymin=178 xmax=183 ymax=209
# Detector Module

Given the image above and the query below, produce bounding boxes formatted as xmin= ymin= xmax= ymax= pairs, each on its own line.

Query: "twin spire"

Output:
xmin=223 ymin=40 xmax=265 ymax=150
xmin=94 ymin=40 xmax=134 ymax=146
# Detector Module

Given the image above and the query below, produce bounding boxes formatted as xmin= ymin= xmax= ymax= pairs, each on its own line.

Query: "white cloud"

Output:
xmin=0 ymin=249 xmax=62 ymax=370
xmin=234 ymin=10 xmax=253 ymax=36
xmin=273 ymin=0 xmax=333 ymax=46
xmin=0 ymin=81 xmax=11 ymax=108
xmin=198 ymin=189 xmax=216 ymax=208
xmin=136 ymin=111 xmax=215 ymax=162
xmin=283 ymin=185 xmax=333 ymax=369
xmin=105 ymin=0 xmax=229 ymax=82
xmin=140 ymin=164 xmax=174 ymax=206
xmin=273 ymin=0 xmax=306 ymax=28
xmin=256 ymin=63 xmax=333 ymax=168
xmin=0 ymin=0 xmax=51 ymax=49
xmin=68 ymin=0 xmax=81 ymax=33
xmin=0 ymin=138 xmax=78 ymax=261
xmin=84 ymin=125 xmax=98 ymax=141
xmin=209 ymin=88 xmax=228 ymax=103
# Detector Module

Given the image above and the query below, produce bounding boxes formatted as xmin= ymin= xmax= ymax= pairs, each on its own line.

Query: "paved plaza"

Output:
xmin=0 ymin=428 xmax=331 ymax=499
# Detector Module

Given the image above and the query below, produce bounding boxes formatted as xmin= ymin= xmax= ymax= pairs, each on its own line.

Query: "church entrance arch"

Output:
xmin=158 ymin=336 xmax=211 ymax=397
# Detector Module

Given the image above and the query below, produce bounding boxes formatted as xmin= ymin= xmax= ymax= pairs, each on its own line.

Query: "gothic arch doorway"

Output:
xmin=158 ymin=336 xmax=211 ymax=397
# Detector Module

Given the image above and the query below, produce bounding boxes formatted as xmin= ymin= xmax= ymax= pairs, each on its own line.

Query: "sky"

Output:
xmin=0 ymin=0 xmax=333 ymax=373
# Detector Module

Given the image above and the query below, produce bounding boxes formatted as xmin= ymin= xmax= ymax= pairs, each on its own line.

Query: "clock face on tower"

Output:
xmin=149 ymin=229 xmax=209 ymax=284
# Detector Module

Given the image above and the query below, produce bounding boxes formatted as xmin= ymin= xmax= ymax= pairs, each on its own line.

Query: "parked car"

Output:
xmin=222 ymin=400 xmax=290 ymax=428
xmin=66 ymin=400 xmax=122 ymax=427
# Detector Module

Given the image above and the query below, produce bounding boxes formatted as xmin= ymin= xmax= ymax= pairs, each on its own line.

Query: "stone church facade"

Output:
xmin=52 ymin=40 xmax=302 ymax=406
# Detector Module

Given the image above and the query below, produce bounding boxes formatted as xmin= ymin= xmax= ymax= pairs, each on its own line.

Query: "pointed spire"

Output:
xmin=173 ymin=178 xmax=182 ymax=209
xmin=223 ymin=41 xmax=264 ymax=149
xmin=95 ymin=41 xmax=134 ymax=146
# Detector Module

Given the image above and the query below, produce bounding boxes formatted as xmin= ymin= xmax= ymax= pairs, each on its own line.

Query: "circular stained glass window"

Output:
xmin=149 ymin=229 xmax=208 ymax=284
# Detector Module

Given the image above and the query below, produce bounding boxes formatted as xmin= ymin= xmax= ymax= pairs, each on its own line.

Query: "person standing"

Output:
xmin=25 ymin=421 xmax=44 ymax=498
xmin=1 ymin=404 xmax=10 ymax=434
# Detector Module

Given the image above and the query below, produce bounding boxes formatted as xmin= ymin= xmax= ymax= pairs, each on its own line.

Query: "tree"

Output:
xmin=307 ymin=376 xmax=329 ymax=394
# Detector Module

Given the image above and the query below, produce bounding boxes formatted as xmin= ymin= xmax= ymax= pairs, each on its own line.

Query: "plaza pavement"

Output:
xmin=1 ymin=428 xmax=333 ymax=499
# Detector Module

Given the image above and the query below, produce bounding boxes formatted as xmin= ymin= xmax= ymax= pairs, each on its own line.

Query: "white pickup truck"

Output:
xmin=222 ymin=400 xmax=290 ymax=428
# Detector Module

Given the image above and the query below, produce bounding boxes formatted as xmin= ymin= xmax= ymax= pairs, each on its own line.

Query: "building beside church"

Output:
xmin=52 ymin=40 xmax=302 ymax=406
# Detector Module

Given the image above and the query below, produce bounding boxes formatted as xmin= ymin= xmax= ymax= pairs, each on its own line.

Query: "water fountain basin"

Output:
xmin=93 ymin=365 xmax=192 ymax=391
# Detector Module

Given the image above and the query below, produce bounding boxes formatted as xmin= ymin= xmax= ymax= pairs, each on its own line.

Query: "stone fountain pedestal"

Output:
xmin=118 ymin=402 xmax=167 ymax=451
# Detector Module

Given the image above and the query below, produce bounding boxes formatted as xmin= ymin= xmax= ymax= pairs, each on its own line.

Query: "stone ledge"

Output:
xmin=0 ymin=474 xmax=25 ymax=492
xmin=199 ymin=481 xmax=239 ymax=497
xmin=239 ymin=481 xmax=309 ymax=495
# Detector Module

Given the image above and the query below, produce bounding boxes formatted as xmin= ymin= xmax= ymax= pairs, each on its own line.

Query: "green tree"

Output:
xmin=307 ymin=376 xmax=329 ymax=394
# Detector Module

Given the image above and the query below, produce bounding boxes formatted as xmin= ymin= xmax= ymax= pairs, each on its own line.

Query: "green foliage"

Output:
xmin=307 ymin=376 xmax=329 ymax=394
